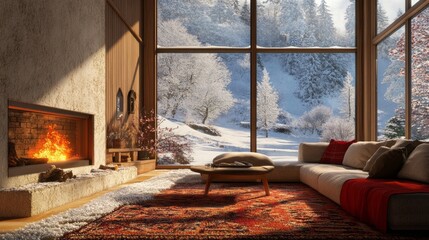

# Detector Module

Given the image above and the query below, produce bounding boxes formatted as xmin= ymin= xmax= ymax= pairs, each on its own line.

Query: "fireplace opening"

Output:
xmin=8 ymin=101 xmax=94 ymax=177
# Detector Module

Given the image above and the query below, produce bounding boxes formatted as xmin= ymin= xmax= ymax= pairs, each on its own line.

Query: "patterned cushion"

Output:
xmin=320 ymin=139 xmax=355 ymax=165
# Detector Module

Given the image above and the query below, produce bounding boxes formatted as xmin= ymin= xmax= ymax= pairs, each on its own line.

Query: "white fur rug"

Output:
xmin=0 ymin=169 xmax=200 ymax=240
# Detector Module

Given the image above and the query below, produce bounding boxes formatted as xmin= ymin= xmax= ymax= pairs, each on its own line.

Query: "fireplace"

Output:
xmin=7 ymin=101 xmax=94 ymax=177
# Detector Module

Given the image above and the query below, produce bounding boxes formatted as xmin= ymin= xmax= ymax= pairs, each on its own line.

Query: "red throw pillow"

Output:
xmin=320 ymin=139 xmax=356 ymax=165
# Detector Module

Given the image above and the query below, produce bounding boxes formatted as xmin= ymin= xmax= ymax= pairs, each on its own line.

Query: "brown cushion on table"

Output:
xmin=213 ymin=152 xmax=274 ymax=166
xmin=368 ymin=148 xmax=406 ymax=179
xmin=398 ymin=144 xmax=429 ymax=183
xmin=363 ymin=146 xmax=391 ymax=172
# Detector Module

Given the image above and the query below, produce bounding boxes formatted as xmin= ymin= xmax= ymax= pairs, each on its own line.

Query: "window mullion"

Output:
xmin=405 ymin=0 xmax=412 ymax=138
xmin=250 ymin=0 xmax=257 ymax=152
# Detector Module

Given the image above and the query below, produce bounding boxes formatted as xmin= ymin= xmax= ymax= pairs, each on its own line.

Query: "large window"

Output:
xmin=156 ymin=0 xmax=356 ymax=165
xmin=376 ymin=1 xmax=429 ymax=141
xmin=377 ymin=27 xmax=405 ymax=140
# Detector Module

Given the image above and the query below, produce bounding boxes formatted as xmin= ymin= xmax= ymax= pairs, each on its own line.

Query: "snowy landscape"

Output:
xmin=154 ymin=0 xmax=429 ymax=165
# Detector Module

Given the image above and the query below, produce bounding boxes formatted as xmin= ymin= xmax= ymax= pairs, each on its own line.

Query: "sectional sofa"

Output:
xmin=206 ymin=140 xmax=429 ymax=232
xmin=265 ymin=140 xmax=429 ymax=231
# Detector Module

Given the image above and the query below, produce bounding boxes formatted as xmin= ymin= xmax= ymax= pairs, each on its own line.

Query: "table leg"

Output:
xmin=262 ymin=176 xmax=270 ymax=196
xmin=204 ymin=174 xmax=212 ymax=195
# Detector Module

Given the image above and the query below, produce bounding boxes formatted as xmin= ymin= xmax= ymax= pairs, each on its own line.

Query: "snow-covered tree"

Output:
xmin=240 ymin=0 xmax=250 ymax=25
xmin=377 ymin=2 xmax=393 ymax=58
xmin=299 ymin=105 xmax=332 ymax=135
xmin=210 ymin=0 xmax=237 ymax=24
xmin=279 ymin=0 xmax=305 ymax=47
xmin=316 ymin=0 xmax=336 ymax=46
xmin=340 ymin=72 xmax=355 ymax=120
xmin=258 ymin=1 xmax=284 ymax=47
xmin=383 ymin=7 xmax=429 ymax=139
xmin=294 ymin=53 xmax=347 ymax=107
xmin=344 ymin=0 xmax=355 ymax=46
xmin=382 ymin=59 xmax=405 ymax=105
xmin=301 ymin=0 xmax=318 ymax=46
xmin=383 ymin=111 xmax=405 ymax=139
xmin=158 ymin=19 xmax=234 ymax=124
xmin=320 ymin=117 xmax=355 ymax=141
xmin=157 ymin=19 xmax=201 ymax=118
xmin=184 ymin=54 xmax=234 ymax=124
xmin=233 ymin=0 xmax=240 ymax=15
xmin=377 ymin=2 xmax=389 ymax=33
xmin=257 ymin=68 xmax=280 ymax=137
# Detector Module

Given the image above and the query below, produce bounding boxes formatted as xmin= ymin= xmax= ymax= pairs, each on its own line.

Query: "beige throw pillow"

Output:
xmin=363 ymin=146 xmax=390 ymax=172
xmin=398 ymin=144 xmax=429 ymax=183
xmin=342 ymin=141 xmax=388 ymax=169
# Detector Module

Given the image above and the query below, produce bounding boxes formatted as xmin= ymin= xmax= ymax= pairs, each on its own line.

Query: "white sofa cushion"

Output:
xmin=318 ymin=171 xmax=368 ymax=204
xmin=398 ymin=143 xmax=429 ymax=183
xmin=300 ymin=164 xmax=357 ymax=191
xmin=342 ymin=141 xmax=389 ymax=169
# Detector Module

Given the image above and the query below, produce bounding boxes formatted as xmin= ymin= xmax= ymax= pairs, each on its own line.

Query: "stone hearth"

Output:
xmin=0 ymin=167 xmax=137 ymax=218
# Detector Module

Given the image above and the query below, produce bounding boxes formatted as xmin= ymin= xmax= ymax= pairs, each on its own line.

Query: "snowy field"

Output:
xmin=160 ymin=117 xmax=320 ymax=165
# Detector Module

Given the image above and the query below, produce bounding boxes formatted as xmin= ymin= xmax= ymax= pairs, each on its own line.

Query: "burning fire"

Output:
xmin=33 ymin=124 xmax=72 ymax=162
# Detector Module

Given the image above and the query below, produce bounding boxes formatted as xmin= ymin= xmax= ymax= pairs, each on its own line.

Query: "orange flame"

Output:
xmin=33 ymin=124 xmax=72 ymax=162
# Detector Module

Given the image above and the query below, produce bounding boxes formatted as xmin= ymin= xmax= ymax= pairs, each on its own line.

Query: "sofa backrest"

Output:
xmin=298 ymin=142 xmax=329 ymax=163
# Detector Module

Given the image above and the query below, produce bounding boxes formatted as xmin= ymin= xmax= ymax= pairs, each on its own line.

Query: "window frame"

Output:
xmin=374 ymin=0 xmax=429 ymax=139
xmin=143 ymin=0 xmax=361 ymax=166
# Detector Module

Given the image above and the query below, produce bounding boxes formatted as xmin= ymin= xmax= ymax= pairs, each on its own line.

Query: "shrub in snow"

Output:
xmin=187 ymin=123 xmax=221 ymax=136
xmin=273 ymin=124 xmax=292 ymax=134
xmin=299 ymin=105 xmax=332 ymax=135
xmin=240 ymin=121 xmax=250 ymax=129
xmin=136 ymin=111 xmax=193 ymax=164
xmin=320 ymin=117 xmax=355 ymax=142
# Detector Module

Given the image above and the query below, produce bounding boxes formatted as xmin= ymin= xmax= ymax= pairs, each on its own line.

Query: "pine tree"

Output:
xmin=279 ymin=0 xmax=305 ymax=46
xmin=302 ymin=0 xmax=318 ymax=46
xmin=340 ymin=72 xmax=355 ymax=120
xmin=257 ymin=68 xmax=280 ymax=137
xmin=384 ymin=110 xmax=405 ymax=139
xmin=344 ymin=0 xmax=355 ymax=46
xmin=377 ymin=2 xmax=389 ymax=33
xmin=240 ymin=0 xmax=250 ymax=25
xmin=258 ymin=1 xmax=283 ymax=47
xmin=210 ymin=0 xmax=236 ymax=24
xmin=316 ymin=0 xmax=336 ymax=46
xmin=233 ymin=0 xmax=240 ymax=15
xmin=377 ymin=2 xmax=392 ymax=58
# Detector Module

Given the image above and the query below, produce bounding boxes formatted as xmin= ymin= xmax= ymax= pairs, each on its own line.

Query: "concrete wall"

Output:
xmin=0 ymin=0 xmax=106 ymax=188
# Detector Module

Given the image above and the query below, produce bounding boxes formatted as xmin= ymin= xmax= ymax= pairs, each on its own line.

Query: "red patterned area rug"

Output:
xmin=62 ymin=183 xmax=428 ymax=240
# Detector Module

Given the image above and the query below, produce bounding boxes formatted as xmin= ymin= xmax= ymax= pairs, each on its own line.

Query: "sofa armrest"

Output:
xmin=298 ymin=142 xmax=329 ymax=163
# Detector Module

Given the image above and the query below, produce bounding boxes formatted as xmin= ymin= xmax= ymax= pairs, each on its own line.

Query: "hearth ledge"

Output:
xmin=0 ymin=166 xmax=137 ymax=218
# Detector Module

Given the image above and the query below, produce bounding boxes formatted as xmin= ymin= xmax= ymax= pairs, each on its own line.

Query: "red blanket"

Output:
xmin=340 ymin=178 xmax=429 ymax=232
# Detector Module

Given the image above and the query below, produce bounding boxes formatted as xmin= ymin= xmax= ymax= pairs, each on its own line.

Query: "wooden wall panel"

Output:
xmin=106 ymin=0 xmax=142 ymax=148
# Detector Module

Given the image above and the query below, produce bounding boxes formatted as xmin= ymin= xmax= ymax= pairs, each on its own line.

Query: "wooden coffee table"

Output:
xmin=190 ymin=165 xmax=275 ymax=196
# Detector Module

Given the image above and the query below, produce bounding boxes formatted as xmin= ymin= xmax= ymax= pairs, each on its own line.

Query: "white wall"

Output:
xmin=0 ymin=0 xmax=106 ymax=188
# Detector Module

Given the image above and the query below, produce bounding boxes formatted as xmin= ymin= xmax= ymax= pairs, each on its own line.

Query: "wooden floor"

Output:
xmin=0 ymin=170 xmax=169 ymax=233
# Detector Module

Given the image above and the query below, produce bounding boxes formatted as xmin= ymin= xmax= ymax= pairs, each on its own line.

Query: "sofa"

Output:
xmin=210 ymin=139 xmax=429 ymax=231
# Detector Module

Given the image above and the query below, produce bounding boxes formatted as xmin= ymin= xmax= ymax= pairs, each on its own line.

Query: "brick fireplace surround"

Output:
xmin=8 ymin=101 xmax=94 ymax=177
